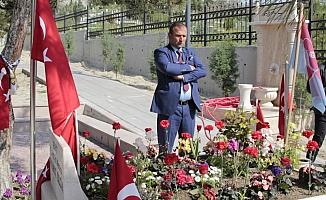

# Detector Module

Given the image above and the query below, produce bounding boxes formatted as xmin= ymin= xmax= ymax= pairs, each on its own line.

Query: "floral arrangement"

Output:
xmin=79 ymin=109 xmax=326 ymax=200
xmin=2 ymin=170 xmax=31 ymax=200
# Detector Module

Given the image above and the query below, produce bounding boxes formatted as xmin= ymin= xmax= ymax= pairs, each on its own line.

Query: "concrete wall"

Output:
xmin=24 ymin=30 xmax=258 ymax=98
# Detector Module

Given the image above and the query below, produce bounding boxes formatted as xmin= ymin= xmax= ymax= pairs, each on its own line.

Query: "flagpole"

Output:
xmin=75 ymin=110 xmax=80 ymax=175
xmin=286 ymin=3 xmax=304 ymax=147
xmin=30 ymin=0 xmax=37 ymax=199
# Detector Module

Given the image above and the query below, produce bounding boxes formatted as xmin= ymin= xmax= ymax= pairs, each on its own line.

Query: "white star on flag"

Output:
xmin=43 ymin=48 xmax=52 ymax=63
xmin=3 ymin=90 xmax=10 ymax=102
xmin=42 ymin=165 xmax=49 ymax=178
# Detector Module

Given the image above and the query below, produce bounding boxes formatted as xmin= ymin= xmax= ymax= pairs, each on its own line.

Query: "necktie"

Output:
xmin=177 ymin=49 xmax=190 ymax=92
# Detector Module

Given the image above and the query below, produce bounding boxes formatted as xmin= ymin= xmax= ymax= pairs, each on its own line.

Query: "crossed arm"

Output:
xmin=154 ymin=48 xmax=207 ymax=83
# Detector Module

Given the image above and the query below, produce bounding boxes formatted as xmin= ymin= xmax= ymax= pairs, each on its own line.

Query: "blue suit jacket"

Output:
xmin=150 ymin=44 xmax=207 ymax=115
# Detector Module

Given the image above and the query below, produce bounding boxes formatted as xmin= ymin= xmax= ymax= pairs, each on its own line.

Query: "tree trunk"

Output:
xmin=0 ymin=0 xmax=30 ymax=198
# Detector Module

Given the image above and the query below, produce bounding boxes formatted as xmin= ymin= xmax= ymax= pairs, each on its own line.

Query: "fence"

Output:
xmin=55 ymin=0 xmax=326 ymax=62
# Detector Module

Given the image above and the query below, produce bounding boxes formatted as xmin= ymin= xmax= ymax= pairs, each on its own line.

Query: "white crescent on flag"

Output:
xmin=117 ymin=183 xmax=141 ymax=200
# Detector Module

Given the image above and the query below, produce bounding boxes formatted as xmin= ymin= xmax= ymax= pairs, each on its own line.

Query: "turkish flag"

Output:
xmin=256 ymin=100 xmax=269 ymax=131
xmin=278 ymin=74 xmax=285 ymax=138
xmin=0 ymin=57 xmax=10 ymax=131
xmin=108 ymin=141 xmax=141 ymax=200
xmin=31 ymin=0 xmax=80 ymax=199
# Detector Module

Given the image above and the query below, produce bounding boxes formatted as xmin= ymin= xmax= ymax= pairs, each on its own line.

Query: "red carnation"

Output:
xmin=197 ymin=124 xmax=202 ymax=132
xmin=160 ymin=120 xmax=170 ymax=129
xmin=302 ymin=130 xmax=314 ymax=139
xmin=181 ymin=132 xmax=192 ymax=139
xmin=280 ymin=156 xmax=291 ymax=167
xmin=112 ymin=121 xmax=121 ymax=130
xmin=243 ymin=146 xmax=258 ymax=158
xmin=251 ymin=130 xmax=263 ymax=141
xmin=216 ymin=141 xmax=228 ymax=151
xmin=306 ymin=140 xmax=319 ymax=151
xmin=145 ymin=127 xmax=152 ymax=132
xmin=215 ymin=120 xmax=225 ymax=130
xmin=161 ymin=191 xmax=173 ymax=200
xmin=198 ymin=163 xmax=209 ymax=174
xmin=164 ymin=153 xmax=179 ymax=165
xmin=82 ymin=130 xmax=91 ymax=138
xmin=86 ymin=162 xmax=100 ymax=174
xmin=127 ymin=164 xmax=137 ymax=176
xmin=204 ymin=125 xmax=214 ymax=132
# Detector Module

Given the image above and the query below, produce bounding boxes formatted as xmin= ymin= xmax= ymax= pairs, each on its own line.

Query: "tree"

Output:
xmin=0 ymin=0 xmax=30 ymax=197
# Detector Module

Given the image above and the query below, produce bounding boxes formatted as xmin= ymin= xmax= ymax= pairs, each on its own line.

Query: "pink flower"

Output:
xmin=263 ymin=184 xmax=270 ymax=191
xmin=267 ymin=175 xmax=273 ymax=182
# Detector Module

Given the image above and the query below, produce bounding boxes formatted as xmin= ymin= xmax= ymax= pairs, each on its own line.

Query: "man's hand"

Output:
xmin=173 ymin=75 xmax=184 ymax=80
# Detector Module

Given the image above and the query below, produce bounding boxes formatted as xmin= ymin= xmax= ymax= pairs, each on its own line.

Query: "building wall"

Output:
xmin=24 ymin=30 xmax=258 ymax=97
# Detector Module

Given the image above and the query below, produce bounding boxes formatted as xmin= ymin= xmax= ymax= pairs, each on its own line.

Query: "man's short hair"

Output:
xmin=169 ymin=22 xmax=186 ymax=34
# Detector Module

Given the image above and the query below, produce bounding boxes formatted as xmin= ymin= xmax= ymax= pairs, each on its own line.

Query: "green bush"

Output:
xmin=209 ymin=41 xmax=239 ymax=97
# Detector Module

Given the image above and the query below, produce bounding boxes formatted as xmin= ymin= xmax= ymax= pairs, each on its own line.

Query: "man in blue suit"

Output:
xmin=150 ymin=22 xmax=207 ymax=153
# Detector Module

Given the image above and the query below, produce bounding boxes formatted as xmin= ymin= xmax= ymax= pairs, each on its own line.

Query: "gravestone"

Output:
xmin=41 ymin=131 xmax=87 ymax=200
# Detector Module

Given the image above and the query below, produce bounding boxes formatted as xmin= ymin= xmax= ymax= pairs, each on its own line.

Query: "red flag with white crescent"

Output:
xmin=31 ymin=0 xmax=80 ymax=199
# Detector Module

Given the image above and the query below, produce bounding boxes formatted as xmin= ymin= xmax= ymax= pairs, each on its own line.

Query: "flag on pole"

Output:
xmin=278 ymin=74 xmax=285 ymax=138
xmin=0 ymin=57 xmax=10 ymax=131
xmin=31 ymin=0 xmax=80 ymax=199
xmin=289 ymin=18 xmax=326 ymax=113
xmin=256 ymin=100 xmax=269 ymax=131
xmin=108 ymin=141 xmax=141 ymax=200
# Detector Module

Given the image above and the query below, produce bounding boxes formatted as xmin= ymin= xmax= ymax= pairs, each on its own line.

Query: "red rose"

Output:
xmin=198 ymin=163 xmax=209 ymax=174
xmin=280 ymin=156 xmax=291 ymax=167
xmin=251 ymin=131 xmax=263 ymax=141
xmin=82 ymin=130 xmax=91 ymax=138
xmin=204 ymin=125 xmax=214 ymax=132
xmin=181 ymin=132 xmax=192 ymax=139
xmin=164 ymin=153 xmax=179 ymax=165
xmin=86 ymin=163 xmax=100 ymax=173
xmin=302 ymin=130 xmax=314 ymax=139
xmin=215 ymin=120 xmax=225 ymax=130
xmin=145 ymin=127 xmax=152 ymax=132
xmin=306 ymin=140 xmax=319 ymax=151
xmin=160 ymin=120 xmax=170 ymax=129
xmin=216 ymin=141 xmax=228 ymax=151
xmin=244 ymin=146 xmax=258 ymax=158
xmin=197 ymin=124 xmax=202 ymax=132
xmin=112 ymin=121 xmax=121 ymax=130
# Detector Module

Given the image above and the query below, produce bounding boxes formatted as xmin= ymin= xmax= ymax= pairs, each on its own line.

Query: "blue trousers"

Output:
xmin=157 ymin=101 xmax=196 ymax=153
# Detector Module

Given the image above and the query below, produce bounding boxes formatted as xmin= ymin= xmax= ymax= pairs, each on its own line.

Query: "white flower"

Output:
xmin=261 ymin=147 xmax=270 ymax=157
xmin=102 ymin=178 xmax=105 ymax=181
xmin=203 ymin=174 xmax=209 ymax=179
xmin=91 ymin=183 xmax=95 ymax=188
xmin=95 ymin=180 xmax=103 ymax=185
xmin=141 ymin=183 xmax=147 ymax=189
xmin=194 ymin=176 xmax=201 ymax=183
xmin=145 ymin=176 xmax=155 ymax=180
xmin=86 ymin=184 xmax=90 ymax=190
xmin=191 ymin=174 xmax=196 ymax=177
xmin=94 ymin=176 xmax=100 ymax=179
xmin=189 ymin=170 xmax=195 ymax=174
xmin=156 ymin=176 xmax=162 ymax=181
xmin=153 ymin=172 xmax=157 ymax=176
xmin=145 ymin=131 xmax=156 ymax=142
xmin=133 ymin=178 xmax=137 ymax=182
xmin=134 ymin=138 xmax=147 ymax=154
xmin=89 ymin=178 xmax=94 ymax=182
